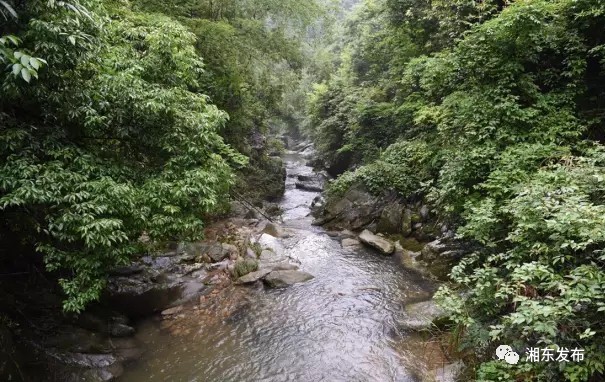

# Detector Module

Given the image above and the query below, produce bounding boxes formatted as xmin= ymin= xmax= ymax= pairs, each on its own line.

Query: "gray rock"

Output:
xmin=417 ymin=238 xmax=469 ymax=279
xmin=221 ymin=243 xmax=239 ymax=261
xmin=293 ymin=141 xmax=312 ymax=151
xmin=207 ymin=260 xmax=230 ymax=271
xmin=182 ymin=263 xmax=205 ymax=275
xmin=395 ymin=246 xmax=423 ymax=270
xmin=263 ymin=270 xmax=314 ymax=288
xmin=262 ymin=222 xmax=285 ymax=238
xmin=325 ymin=196 xmax=353 ymax=217
xmin=105 ymin=275 xmax=185 ymax=318
xmin=341 ymin=238 xmax=363 ymax=252
xmin=377 ymin=202 xmax=403 ymax=234
xmin=300 ymin=146 xmax=316 ymax=160
xmin=319 ymin=185 xmax=386 ymax=231
xmin=419 ymin=239 xmax=451 ymax=262
xmin=260 ymin=249 xmax=286 ymax=263
xmin=237 ymin=268 xmax=272 ymax=284
xmin=358 ymin=230 xmax=395 ymax=255
xmin=413 ymin=222 xmax=439 ymax=242
xmin=255 ymin=233 xmax=285 ymax=257
xmin=186 ymin=242 xmax=225 ymax=263
xmin=295 ymin=181 xmax=323 ymax=192
xmin=109 ymin=323 xmax=135 ymax=338
xmin=365 ymin=222 xmax=378 ymax=233
xmin=398 ymin=300 xmax=447 ymax=331
xmin=296 ymin=173 xmax=326 ymax=183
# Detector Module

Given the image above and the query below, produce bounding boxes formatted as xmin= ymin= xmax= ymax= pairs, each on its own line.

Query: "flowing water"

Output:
xmin=119 ymin=151 xmax=443 ymax=382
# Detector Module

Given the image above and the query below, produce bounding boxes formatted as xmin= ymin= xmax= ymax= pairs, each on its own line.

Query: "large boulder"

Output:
xmin=237 ymin=268 xmax=273 ymax=284
xmin=257 ymin=246 xmax=300 ymax=272
xmin=317 ymin=184 xmax=388 ymax=231
xmin=180 ymin=242 xmax=226 ymax=263
xmin=255 ymin=233 xmax=285 ymax=257
xmin=325 ymin=150 xmax=353 ymax=177
xmin=358 ymin=230 xmax=395 ymax=255
xmin=295 ymin=173 xmax=325 ymax=193
xmin=417 ymin=238 xmax=469 ymax=279
xmin=105 ymin=274 xmax=185 ymax=318
xmin=418 ymin=239 xmax=465 ymax=263
xmin=377 ymin=202 xmax=403 ymax=234
xmin=398 ymin=300 xmax=447 ymax=331
xmin=259 ymin=249 xmax=286 ymax=263
xmin=104 ymin=251 xmax=207 ymax=317
xmin=295 ymin=181 xmax=323 ymax=192
xmin=262 ymin=222 xmax=285 ymax=238
xmin=263 ymin=270 xmax=314 ymax=288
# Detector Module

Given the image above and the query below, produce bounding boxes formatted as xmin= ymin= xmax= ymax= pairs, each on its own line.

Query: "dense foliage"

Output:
xmin=311 ymin=0 xmax=605 ymax=380
xmin=0 ymin=0 xmax=324 ymax=312
xmin=0 ymin=0 xmax=249 ymax=311
xmin=131 ymin=0 xmax=330 ymax=200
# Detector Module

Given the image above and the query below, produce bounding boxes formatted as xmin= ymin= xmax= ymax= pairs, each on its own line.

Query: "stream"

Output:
xmin=119 ymin=151 xmax=445 ymax=382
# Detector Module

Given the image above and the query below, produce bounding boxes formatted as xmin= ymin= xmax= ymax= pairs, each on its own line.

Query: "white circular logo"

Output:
xmin=496 ymin=345 xmax=513 ymax=360
xmin=496 ymin=345 xmax=519 ymax=365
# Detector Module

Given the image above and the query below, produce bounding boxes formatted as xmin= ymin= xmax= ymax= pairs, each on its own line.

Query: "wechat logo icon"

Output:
xmin=496 ymin=345 xmax=520 ymax=365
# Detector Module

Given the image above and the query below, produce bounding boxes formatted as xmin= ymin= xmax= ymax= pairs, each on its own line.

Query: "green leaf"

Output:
xmin=29 ymin=57 xmax=40 ymax=70
xmin=0 ymin=1 xmax=18 ymax=19
xmin=20 ymin=54 xmax=29 ymax=66
xmin=20 ymin=67 xmax=31 ymax=82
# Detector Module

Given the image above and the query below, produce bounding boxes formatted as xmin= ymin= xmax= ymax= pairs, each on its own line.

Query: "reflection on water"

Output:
xmin=119 ymin=151 xmax=440 ymax=382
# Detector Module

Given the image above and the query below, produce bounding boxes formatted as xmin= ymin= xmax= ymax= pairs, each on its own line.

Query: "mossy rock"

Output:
xmin=399 ymin=237 xmax=426 ymax=252
xmin=410 ymin=213 xmax=421 ymax=224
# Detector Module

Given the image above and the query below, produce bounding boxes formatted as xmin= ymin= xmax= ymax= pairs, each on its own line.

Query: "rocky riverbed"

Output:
xmin=114 ymin=146 xmax=464 ymax=382
xmin=5 ymin=143 xmax=465 ymax=382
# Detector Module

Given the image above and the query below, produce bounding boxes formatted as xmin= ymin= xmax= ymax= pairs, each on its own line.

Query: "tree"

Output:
xmin=0 ymin=0 xmax=245 ymax=312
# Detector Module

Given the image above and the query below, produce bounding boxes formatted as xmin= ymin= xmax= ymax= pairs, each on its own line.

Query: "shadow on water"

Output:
xmin=119 ymin=150 xmax=446 ymax=382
